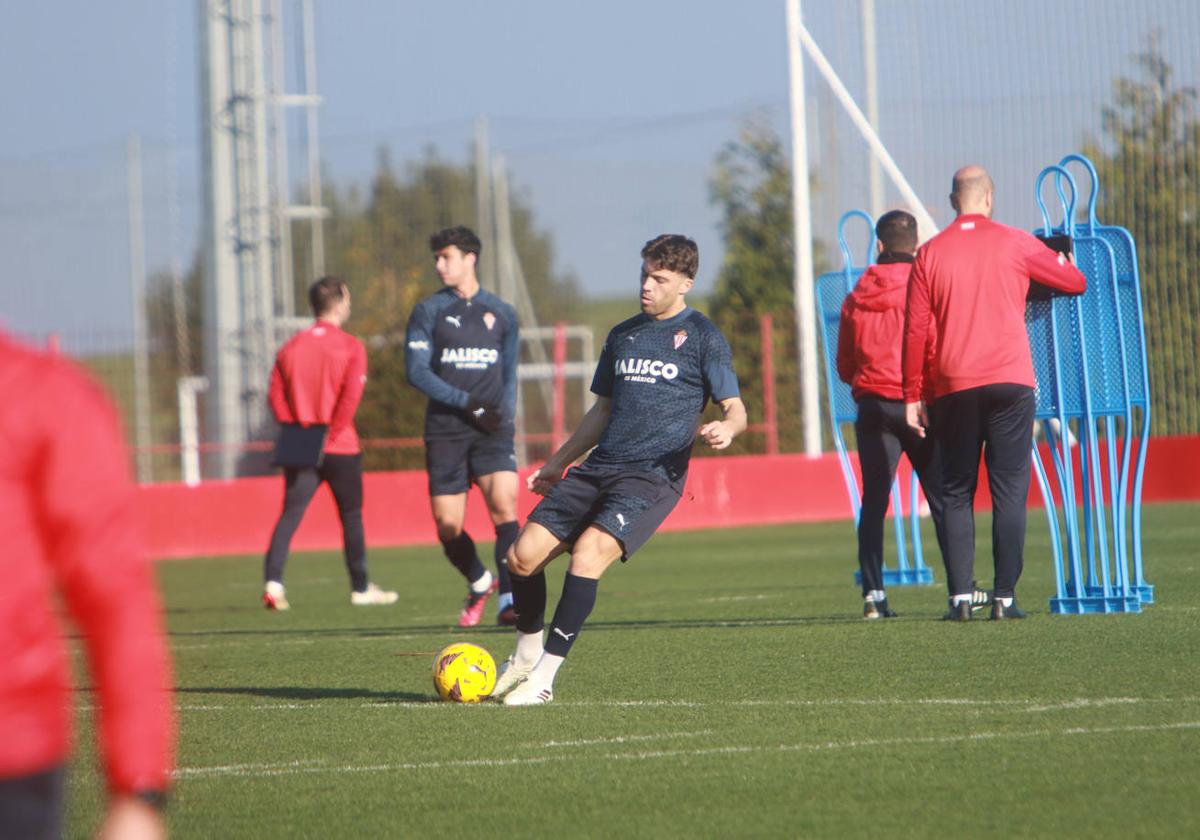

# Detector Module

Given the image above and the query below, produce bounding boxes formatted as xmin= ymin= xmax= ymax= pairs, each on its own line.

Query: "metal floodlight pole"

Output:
xmin=200 ymin=0 xmax=280 ymax=477
xmin=127 ymin=134 xmax=153 ymax=483
xmin=474 ymin=116 xmax=499 ymax=292
xmin=300 ymin=0 xmax=325 ymax=277
xmin=786 ymin=0 xmax=822 ymax=457
xmin=267 ymin=0 xmax=295 ymax=317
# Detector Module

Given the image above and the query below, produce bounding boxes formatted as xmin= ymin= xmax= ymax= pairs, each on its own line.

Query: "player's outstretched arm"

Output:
xmin=699 ymin=396 xmax=747 ymax=450
xmin=528 ymin=397 xmax=612 ymax=494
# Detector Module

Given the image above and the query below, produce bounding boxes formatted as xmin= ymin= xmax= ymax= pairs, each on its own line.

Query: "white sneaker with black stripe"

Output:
xmin=969 ymin=584 xmax=994 ymax=612
xmin=503 ymin=678 xmax=554 ymax=706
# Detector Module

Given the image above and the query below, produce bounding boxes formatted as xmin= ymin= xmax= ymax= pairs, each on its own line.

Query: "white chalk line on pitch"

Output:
xmin=174 ymin=759 xmax=325 ymax=778
xmin=697 ymin=594 xmax=778 ymax=603
xmin=170 ymin=634 xmax=419 ymax=652
xmin=172 ymin=720 xmax=1200 ymax=780
xmin=531 ymin=730 xmax=714 ymax=749
xmin=165 ymin=695 xmax=1200 ymax=713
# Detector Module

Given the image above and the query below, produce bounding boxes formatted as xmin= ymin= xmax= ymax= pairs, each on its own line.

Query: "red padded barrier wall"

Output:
xmin=139 ymin=436 xmax=1200 ymax=559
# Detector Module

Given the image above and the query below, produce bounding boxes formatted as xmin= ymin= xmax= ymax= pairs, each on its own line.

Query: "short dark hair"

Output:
xmin=309 ymin=276 xmax=347 ymax=317
xmin=875 ymin=210 xmax=918 ymax=252
xmin=640 ymin=234 xmax=699 ymax=279
xmin=429 ymin=225 xmax=482 ymax=257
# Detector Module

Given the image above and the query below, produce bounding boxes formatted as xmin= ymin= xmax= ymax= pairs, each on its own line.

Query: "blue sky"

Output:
xmin=1 ymin=1 xmax=1194 ymax=338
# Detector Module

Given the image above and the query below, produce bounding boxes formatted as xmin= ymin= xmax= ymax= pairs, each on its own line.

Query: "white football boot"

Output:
xmin=350 ymin=582 xmax=399 ymax=606
xmin=263 ymin=581 xmax=289 ymax=611
xmin=491 ymin=655 xmax=536 ymax=699
xmin=502 ymin=677 xmax=554 ymax=706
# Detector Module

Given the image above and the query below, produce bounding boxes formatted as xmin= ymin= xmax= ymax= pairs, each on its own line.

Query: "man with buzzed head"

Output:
xmin=902 ymin=166 xmax=1085 ymax=620
xmin=491 ymin=234 xmax=746 ymax=705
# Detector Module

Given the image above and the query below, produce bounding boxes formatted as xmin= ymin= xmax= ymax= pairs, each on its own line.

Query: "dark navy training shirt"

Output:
xmin=586 ymin=306 xmax=740 ymax=489
xmin=405 ymin=286 xmax=519 ymax=439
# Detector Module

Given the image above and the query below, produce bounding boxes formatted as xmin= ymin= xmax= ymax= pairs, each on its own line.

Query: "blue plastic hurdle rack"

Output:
xmin=1056 ymin=154 xmax=1154 ymax=604
xmin=1027 ymin=162 xmax=1145 ymax=614
xmin=815 ymin=209 xmax=935 ymax=587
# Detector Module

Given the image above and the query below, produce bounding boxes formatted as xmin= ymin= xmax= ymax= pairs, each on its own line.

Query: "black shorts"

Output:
xmin=0 ymin=765 xmax=64 ymax=840
xmin=425 ymin=431 xmax=517 ymax=496
xmin=527 ymin=462 xmax=681 ymax=560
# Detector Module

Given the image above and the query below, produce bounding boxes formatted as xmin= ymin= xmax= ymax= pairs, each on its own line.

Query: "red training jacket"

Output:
xmin=902 ymin=214 xmax=1086 ymax=401
xmin=0 ymin=331 xmax=174 ymax=792
xmin=268 ymin=321 xmax=368 ymax=455
xmin=837 ymin=259 xmax=936 ymax=402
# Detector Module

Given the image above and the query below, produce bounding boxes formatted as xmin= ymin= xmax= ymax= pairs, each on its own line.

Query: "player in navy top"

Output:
xmin=492 ymin=234 xmax=747 ymax=705
xmin=405 ymin=226 xmax=521 ymax=626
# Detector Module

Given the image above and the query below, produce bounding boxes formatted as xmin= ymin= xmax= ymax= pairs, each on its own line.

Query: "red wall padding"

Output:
xmin=139 ymin=436 xmax=1200 ymax=559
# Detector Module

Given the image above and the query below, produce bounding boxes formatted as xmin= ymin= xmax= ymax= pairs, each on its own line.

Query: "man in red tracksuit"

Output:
xmin=263 ymin=276 xmax=397 ymax=610
xmin=902 ymin=165 xmax=1086 ymax=620
xmin=0 ymin=329 xmax=174 ymax=839
xmin=838 ymin=209 xmax=951 ymax=620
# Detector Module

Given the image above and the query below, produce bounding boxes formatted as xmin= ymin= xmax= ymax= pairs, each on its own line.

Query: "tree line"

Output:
xmin=143 ymin=41 xmax=1197 ymax=478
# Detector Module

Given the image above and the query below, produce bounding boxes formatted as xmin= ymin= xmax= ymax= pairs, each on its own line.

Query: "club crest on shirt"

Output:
xmin=673 ymin=329 xmax=688 ymax=350
xmin=483 ymin=312 xmax=496 ymax=331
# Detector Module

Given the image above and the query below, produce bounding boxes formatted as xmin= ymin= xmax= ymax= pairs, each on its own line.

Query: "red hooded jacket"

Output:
xmin=837 ymin=258 xmax=935 ymax=402
xmin=0 ymin=331 xmax=174 ymax=792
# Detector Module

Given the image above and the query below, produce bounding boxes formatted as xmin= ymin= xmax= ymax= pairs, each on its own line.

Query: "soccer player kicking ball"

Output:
xmin=493 ymin=234 xmax=746 ymax=706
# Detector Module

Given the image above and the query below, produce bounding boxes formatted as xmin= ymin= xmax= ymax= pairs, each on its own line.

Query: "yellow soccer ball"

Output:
xmin=432 ymin=642 xmax=497 ymax=703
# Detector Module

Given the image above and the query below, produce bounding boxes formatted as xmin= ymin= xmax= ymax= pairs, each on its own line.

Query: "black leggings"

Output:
xmin=932 ymin=384 xmax=1035 ymax=599
xmin=263 ymin=453 xmax=368 ymax=591
xmin=0 ymin=765 xmax=64 ymax=840
xmin=854 ymin=395 xmax=946 ymax=595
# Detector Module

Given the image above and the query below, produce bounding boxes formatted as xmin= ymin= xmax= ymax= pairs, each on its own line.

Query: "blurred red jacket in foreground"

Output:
xmin=0 ymin=330 xmax=174 ymax=794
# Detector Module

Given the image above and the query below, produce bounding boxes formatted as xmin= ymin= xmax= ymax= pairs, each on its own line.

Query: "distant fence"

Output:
xmin=27 ymin=315 xmax=783 ymax=484
xmin=140 ymin=440 xmax=1200 ymax=560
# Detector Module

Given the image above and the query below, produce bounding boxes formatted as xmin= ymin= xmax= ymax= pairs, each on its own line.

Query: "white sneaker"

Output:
xmin=263 ymin=581 xmax=289 ymax=611
xmin=503 ymin=678 xmax=554 ymax=706
xmin=351 ymin=583 xmax=398 ymax=606
xmin=492 ymin=655 xmax=535 ymax=698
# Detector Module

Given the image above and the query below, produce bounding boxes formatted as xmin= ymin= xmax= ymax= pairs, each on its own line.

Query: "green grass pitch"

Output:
xmin=66 ymin=502 xmax=1200 ymax=838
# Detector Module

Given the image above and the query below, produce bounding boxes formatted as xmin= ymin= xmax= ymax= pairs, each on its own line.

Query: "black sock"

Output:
xmin=493 ymin=521 xmax=519 ymax=595
xmin=544 ymin=573 xmax=598 ymax=658
xmin=509 ymin=570 xmax=546 ymax=634
xmin=441 ymin=532 xmax=485 ymax=583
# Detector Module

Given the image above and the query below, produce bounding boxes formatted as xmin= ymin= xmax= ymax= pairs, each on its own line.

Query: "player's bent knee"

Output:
xmin=508 ymin=532 xmax=542 ymax=576
xmin=435 ymin=522 xmax=464 ymax=544
xmin=508 ymin=523 xmax=563 ymax=576
xmin=509 ymin=547 xmax=541 ymax=578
